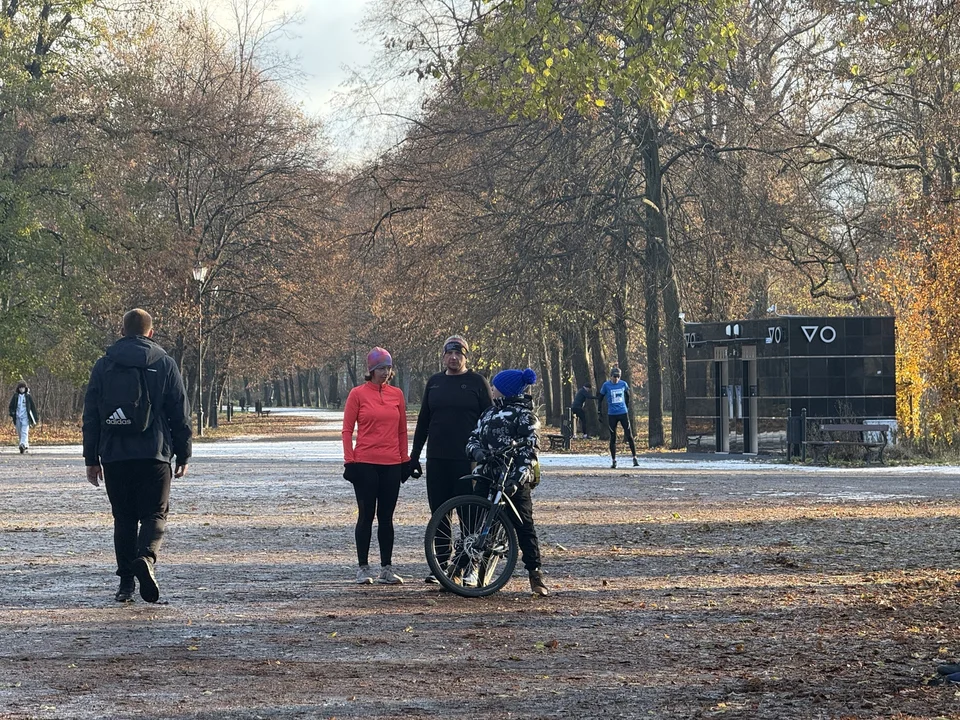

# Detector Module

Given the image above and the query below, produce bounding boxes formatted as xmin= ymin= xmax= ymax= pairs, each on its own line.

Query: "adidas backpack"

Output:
xmin=100 ymin=360 xmax=153 ymax=433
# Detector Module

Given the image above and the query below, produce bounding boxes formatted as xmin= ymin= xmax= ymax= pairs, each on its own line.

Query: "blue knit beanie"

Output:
xmin=492 ymin=368 xmax=537 ymax=397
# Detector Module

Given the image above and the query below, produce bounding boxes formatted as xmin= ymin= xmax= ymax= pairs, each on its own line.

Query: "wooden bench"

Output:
xmin=805 ymin=423 xmax=890 ymax=464
xmin=547 ymin=409 xmax=574 ymax=450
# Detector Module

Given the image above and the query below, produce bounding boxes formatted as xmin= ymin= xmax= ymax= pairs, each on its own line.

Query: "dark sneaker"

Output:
xmin=18 ymin=444 xmax=25 ymax=454
xmin=132 ymin=556 xmax=160 ymax=603
xmin=938 ymin=664 xmax=960 ymax=676
xmin=947 ymin=672 xmax=960 ymax=684
xmin=115 ymin=576 xmax=136 ymax=603
xmin=424 ymin=574 xmax=440 ymax=585
xmin=610 ymin=460 xmax=617 ymax=469
xmin=529 ymin=569 xmax=549 ymax=597
xmin=632 ymin=457 xmax=639 ymax=467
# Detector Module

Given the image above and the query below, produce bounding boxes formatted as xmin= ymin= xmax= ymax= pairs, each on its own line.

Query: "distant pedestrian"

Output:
xmin=570 ymin=381 xmax=596 ymax=438
xmin=341 ymin=347 xmax=410 ymax=585
xmin=598 ymin=367 xmax=638 ymax=469
xmin=83 ymin=308 xmax=193 ymax=603
xmin=409 ymin=335 xmax=492 ymax=584
xmin=8 ymin=381 xmax=39 ymax=453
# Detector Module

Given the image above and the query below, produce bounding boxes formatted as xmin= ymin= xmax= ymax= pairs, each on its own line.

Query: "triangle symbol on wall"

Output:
xmin=801 ymin=325 xmax=818 ymax=342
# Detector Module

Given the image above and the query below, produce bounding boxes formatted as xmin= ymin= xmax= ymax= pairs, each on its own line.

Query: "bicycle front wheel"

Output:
xmin=424 ymin=494 xmax=519 ymax=598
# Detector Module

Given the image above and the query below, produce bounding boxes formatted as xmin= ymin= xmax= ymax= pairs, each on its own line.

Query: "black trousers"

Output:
xmin=425 ymin=458 xmax=474 ymax=512
xmin=571 ymin=407 xmax=586 ymax=434
xmin=352 ymin=463 xmax=402 ymax=567
xmin=608 ymin=413 xmax=637 ymax=459
xmin=425 ymin=458 xmax=474 ymax=566
xmin=475 ymin=478 xmax=541 ymax=572
xmin=103 ymin=460 xmax=172 ymax=578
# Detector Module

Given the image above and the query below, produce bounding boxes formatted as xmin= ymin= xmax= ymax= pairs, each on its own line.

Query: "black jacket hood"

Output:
xmin=106 ymin=335 xmax=168 ymax=368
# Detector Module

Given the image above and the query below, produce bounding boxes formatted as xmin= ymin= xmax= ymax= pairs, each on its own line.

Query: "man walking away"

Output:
xmin=83 ymin=309 xmax=192 ymax=603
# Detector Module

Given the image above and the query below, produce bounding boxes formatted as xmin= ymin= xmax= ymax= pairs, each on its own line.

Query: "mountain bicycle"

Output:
xmin=423 ymin=439 xmax=532 ymax=597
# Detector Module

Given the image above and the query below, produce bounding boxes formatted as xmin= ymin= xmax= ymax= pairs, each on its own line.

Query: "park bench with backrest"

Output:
xmin=546 ymin=408 xmax=573 ymax=450
xmin=804 ymin=423 xmax=889 ymax=464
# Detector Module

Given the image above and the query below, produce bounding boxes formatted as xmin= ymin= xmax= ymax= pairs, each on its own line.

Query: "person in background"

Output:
xmin=466 ymin=367 xmax=548 ymax=597
xmin=598 ymin=366 xmax=638 ymax=469
xmin=570 ymin=381 xmax=596 ymax=438
xmin=9 ymin=381 xmax=39 ymax=453
xmin=83 ymin=308 xmax=192 ymax=603
xmin=342 ymin=347 xmax=410 ymax=585
xmin=409 ymin=335 xmax=492 ymax=584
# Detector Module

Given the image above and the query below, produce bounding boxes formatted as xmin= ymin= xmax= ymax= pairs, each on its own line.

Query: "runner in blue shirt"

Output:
xmin=598 ymin=367 xmax=638 ymax=469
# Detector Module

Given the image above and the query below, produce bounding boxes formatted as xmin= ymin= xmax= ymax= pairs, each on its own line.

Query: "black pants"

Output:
xmin=475 ymin=478 xmax=541 ymax=572
xmin=352 ymin=463 xmax=402 ymax=567
xmin=425 ymin=458 xmax=474 ymax=565
xmin=608 ymin=413 xmax=637 ymax=459
xmin=425 ymin=458 xmax=474 ymax=512
xmin=571 ymin=408 xmax=586 ymax=434
xmin=103 ymin=460 xmax=172 ymax=578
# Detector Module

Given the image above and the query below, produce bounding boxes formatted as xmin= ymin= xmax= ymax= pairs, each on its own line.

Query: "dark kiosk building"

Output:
xmin=684 ymin=316 xmax=896 ymax=454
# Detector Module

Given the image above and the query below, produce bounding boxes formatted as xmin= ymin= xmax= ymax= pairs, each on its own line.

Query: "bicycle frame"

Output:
xmin=460 ymin=443 xmax=527 ymax=550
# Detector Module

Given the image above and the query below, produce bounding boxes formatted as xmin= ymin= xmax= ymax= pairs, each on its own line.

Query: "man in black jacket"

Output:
xmin=410 ymin=335 xmax=492 ymax=584
xmin=83 ymin=308 xmax=192 ymax=603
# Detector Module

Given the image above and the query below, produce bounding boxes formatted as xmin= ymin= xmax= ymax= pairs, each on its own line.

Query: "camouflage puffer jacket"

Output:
xmin=465 ymin=394 xmax=540 ymax=488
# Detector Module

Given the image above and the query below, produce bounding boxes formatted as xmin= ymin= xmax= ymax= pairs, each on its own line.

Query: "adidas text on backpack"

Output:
xmin=100 ymin=361 xmax=153 ymax=433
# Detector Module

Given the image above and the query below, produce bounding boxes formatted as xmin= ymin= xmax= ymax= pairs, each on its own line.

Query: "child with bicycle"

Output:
xmin=465 ymin=367 xmax=548 ymax=596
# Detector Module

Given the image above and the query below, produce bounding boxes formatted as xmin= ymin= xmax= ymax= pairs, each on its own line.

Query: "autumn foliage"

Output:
xmin=867 ymin=207 xmax=960 ymax=443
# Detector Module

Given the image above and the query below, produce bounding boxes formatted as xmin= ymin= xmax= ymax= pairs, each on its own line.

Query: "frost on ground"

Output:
xmin=1 ymin=435 xmax=959 ymax=719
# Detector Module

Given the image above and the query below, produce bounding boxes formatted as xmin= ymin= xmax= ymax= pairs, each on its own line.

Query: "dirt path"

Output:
xmin=1 ymin=448 xmax=959 ymax=719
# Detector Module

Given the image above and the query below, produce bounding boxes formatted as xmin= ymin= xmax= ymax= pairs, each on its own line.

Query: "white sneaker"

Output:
xmin=356 ymin=565 xmax=376 ymax=584
xmin=463 ymin=564 xmax=478 ymax=588
xmin=377 ymin=565 xmax=404 ymax=584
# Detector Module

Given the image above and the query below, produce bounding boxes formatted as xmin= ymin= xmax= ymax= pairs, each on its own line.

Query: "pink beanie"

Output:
xmin=366 ymin=347 xmax=392 ymax=372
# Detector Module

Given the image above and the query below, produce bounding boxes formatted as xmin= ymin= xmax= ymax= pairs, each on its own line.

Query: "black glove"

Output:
xmin=343 ymin=463 xmax=359 ymax=483
xmin=470 ymin=447 xmax=487 ymax=464
xmin=400 ymin=461 xmax=413 ymax=484
xmin=409 ymin=459 xmax=423 ymax=479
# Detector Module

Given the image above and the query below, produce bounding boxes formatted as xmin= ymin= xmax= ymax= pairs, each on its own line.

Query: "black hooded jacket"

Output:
xmin=82 ymin=335 xmax=192 ymax=467
xmin=9 ymin=391 xmax=38 ymax=425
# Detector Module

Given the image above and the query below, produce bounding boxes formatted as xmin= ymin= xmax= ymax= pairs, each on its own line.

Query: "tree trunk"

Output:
xmin=327 ymin=363 xmax=341 ymax=407
xmin=539 ymin=333 xmax=554 ymax=425
xmin=207 ymin=357 xmax=219 ymax=429
xmin=548 ymin=341 xmax=563 ymax=425
xmin=560 ymin=339 xmax=574 ymax=412
xmin=299 ymin=369 xmax=310 ymax=407
xmin=564 ymin=325 xmax=600 ymax=436
xmin=612 ymin=288 xmax=645 ymax=439
xmin=661 ymin=252 xmax=688 ymax=449
xmin=641 ymin=110 xmax=685 ymax=449
xmin=346 ymin=356 xmax=358 ymax=388
xmin=640 ymin=111 xmax=665 ymax=449
xmin=587 ymin=327 xmax=611 ymax=440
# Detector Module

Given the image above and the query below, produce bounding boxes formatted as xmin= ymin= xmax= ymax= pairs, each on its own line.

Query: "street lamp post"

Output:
xmin=192 ymin=263 xmax=208 ymax=436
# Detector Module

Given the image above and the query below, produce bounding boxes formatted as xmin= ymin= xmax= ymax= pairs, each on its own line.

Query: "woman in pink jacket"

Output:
xmin=342 ymin=347 xmax=410 ymax=585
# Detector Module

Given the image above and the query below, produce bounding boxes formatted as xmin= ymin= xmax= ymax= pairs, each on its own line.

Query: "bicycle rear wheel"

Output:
xmin=424 ymin=494 xmax=519 ymax=598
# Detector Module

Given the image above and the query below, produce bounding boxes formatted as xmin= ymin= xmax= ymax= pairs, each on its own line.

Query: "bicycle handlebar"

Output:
xmin=478 ymin=436 xmax=536 ymax=461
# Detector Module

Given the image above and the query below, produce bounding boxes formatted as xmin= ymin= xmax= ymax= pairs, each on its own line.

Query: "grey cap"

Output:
xmin=610 ymin=367 xmax=621 ymax=376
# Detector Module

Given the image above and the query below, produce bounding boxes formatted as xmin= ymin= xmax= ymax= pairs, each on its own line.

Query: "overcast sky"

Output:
xmin=276 ymin=0 xmax=376 ymax=118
